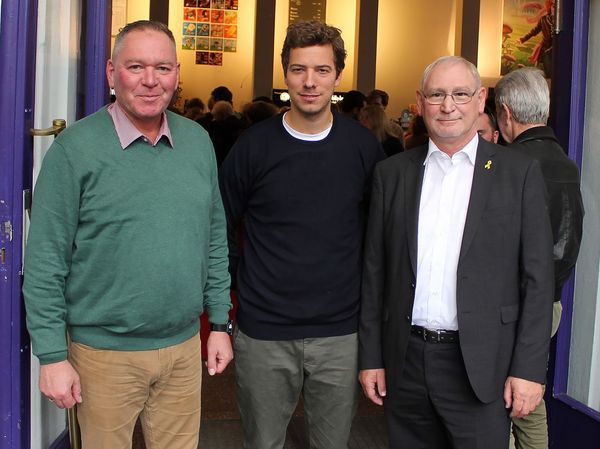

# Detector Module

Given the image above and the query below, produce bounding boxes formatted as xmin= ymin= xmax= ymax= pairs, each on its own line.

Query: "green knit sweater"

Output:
xmin=23 ymin=107 xmax=231 ymax=364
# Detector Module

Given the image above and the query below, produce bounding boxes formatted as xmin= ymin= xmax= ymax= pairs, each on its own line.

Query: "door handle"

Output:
xmin=30 ymin=119 xmax=66 ymax=137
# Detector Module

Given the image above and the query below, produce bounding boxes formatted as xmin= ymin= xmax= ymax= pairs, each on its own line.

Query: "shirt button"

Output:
xmin=405 ymin=315 xmax=411 ymax=322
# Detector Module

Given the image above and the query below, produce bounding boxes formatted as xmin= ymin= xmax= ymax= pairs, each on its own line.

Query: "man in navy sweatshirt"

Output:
xmin=219 ymin=20 xmax=384 ymax=449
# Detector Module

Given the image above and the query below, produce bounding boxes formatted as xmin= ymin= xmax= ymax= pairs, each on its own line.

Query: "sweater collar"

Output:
xmin=107 ymin=102 xmax=174 ymax=150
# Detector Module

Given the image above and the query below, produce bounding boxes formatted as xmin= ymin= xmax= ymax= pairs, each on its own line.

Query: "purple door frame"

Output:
xmin=0 ymin=1 xmax=110 ymax=448
xmin=0 ymin=2 xmax=38 ymax=449
xmin=546 ymin=0 xmax=600 ymax=446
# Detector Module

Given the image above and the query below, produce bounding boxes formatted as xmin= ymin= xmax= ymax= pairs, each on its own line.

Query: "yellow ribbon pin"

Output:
xmin=484 ymin=160 xmax=492 ymax=170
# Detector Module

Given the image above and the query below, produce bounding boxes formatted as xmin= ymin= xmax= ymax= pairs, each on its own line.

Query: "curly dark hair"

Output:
xmin=281 ymin=20 xmax=346 ymax=76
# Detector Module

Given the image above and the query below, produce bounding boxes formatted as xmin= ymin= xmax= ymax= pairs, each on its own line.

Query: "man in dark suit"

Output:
xmin=495 ymin=67 xmax=584 ymax=449
xmin=358 ymin=56 xmax=555 ymax=449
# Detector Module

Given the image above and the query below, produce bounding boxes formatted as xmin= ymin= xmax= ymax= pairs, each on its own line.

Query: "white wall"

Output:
xmin=375 ymin=0 xmax=462 ymax=119
xmin=478 ymin=0 xmax=503 ymax=80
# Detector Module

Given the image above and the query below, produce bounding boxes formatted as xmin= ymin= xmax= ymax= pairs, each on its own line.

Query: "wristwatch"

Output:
xmin=210 ymin=320 xmax=234 ymax=335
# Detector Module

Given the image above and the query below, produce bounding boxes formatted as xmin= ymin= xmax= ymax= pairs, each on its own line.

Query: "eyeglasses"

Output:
xmin=423 ymin=90 xmax=478 ymax=105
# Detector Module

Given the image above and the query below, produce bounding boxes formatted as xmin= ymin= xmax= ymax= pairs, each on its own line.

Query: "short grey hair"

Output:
xmin=420 ymin=56 xmax=481 ymax=91
xmin=494 ymin=68 xmax=549 ymax=125
xmin=113 ymin=20 xmax=176 ymax=60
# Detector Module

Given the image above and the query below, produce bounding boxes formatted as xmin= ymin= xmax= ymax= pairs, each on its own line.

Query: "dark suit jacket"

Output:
xmin=359 ymin=138 xmax=555 ymax=403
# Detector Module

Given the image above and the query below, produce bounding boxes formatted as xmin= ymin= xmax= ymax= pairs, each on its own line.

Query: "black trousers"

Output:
xmin=384 ymin=334 xmax=510 ymax=449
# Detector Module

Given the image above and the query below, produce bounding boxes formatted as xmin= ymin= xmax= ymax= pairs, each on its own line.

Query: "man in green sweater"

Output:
xmin=23 ymin=20 xmax=232 ymax=449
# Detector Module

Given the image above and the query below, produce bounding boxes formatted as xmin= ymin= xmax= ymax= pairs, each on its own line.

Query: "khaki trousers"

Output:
xmin=510 ymin=301 xmax=563 ymax=449
xmin=69 ymin=334 xmax=202 ymax=449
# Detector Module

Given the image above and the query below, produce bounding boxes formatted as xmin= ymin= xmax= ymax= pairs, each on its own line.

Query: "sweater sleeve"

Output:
xmin=218 ymin=136 xmax=251 ymax=288
xmin=23 ymin=142 xmax=80 ymax=365
xmin=202 ymin=143 xmax=233 ymax=325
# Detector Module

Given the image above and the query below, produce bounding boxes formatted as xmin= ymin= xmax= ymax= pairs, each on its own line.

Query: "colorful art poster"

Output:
xmin=182 ymin=36 xmax=195 ymax=50
xmin=209 ymin=52 xmax=223 ymax=65
xmin=224 ymin=25 xmax=237 ymax=39
xmin=186 ymin=0 xmax=239 ymax=63
xmin=224 ymin=11 xmax=237 ymax=24
xmin=197 ymin=23 xmax=210 ymax=36
xmin=211 ymin=9 xmax=225 ymax=23
xmin=223 ymin=39 xmax=237 ymax=52
xmin=196 ymin=51 xmax=209 ymax=65
xmin=210 ymin=38 xmax=224 ymax=51
xmin=183 ymin=22 xmax=197 ymax=36
xmin=183 ymin=8 xmax=197 ymax=21
xmin=196 ymin=37 xmax=210 ymax=51
xmin=199 ymin=9 xmax=210 ymax=22
xmin=501 ymin=0 xmax=555 ymax=77
xmin=210 ymin=24 xmax=224 ymax=37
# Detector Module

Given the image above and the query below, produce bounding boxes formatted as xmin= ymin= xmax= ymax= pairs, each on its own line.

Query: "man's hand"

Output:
xmin=39 ymin=360 xmax=82 ymax=409
xmin=504 ymin=376 xmax=543 ymax=418
xmin=206 ymin=331 xmax=233 ymax=375
xmin=359 ymin=368 xmax=386 ymax=406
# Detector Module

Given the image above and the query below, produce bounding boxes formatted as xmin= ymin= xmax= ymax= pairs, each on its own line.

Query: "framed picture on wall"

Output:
xmin=184 ymin=0 xmax=239 ymax=64
xmin=501 ymin=0 xmax=555 ymax=78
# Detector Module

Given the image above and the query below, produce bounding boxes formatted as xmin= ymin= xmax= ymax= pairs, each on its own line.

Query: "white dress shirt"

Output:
xmin=412 ymin=135 xmax=478 ymax=330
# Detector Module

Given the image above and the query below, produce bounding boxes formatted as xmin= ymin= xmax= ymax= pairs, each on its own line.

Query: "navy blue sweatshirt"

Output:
xmin=219 ymin=112 xmax=385 ymax=340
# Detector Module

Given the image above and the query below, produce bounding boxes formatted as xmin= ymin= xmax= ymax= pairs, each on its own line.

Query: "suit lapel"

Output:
xmin=406 ymin=147 xmax=427 ymax=275
xmin=459 ymin=140 xmax=498 ymax=263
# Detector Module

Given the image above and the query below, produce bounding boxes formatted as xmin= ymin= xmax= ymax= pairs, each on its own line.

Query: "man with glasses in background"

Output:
xmin=358 ymin=56 xmax=554 ymax=449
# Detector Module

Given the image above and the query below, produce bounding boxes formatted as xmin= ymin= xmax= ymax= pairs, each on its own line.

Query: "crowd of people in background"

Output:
xmin=175 ymin=84 xmax=431 ymax=164
xmin=24 ymin=17 xmax=583 ymax=449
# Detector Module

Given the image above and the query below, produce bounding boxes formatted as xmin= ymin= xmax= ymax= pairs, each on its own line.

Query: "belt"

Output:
xmin=411 ymin=325 xmax=459 ymax=343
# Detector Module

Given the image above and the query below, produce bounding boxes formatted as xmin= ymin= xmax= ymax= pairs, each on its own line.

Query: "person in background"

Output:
xmin=476 ymin=106 xmax=500 ymax=144
xmin=203 ymin=100 xmax=247 ymax=166
xmin=22 ymin=20 xmax=232 ymax=449
xmin=360 ymin=104 xmax=404 ymax=156
xmin=366 ymin=89 xmax=404 ymax=138
xmin=209 ymin=85 xmax=234 ymax=108
xmin=242 ymin=100 xmax=279 ymax=126
xmin=495 ymin=67 xmax=584 ymax=449
xmin=183 ymin=97 xmax=206 ymax=121
xmin=219 ymin=20 xmax=384 ymax=449
xmin=359 ymin=55 xmax=554 ymax=449
xmin=198 ymin=85 xmax=237 ymax=129
xmin=403 ymin=114 xmax=429 ymax=150
xmin=339 ymin=89 xmax=366 ymax=120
